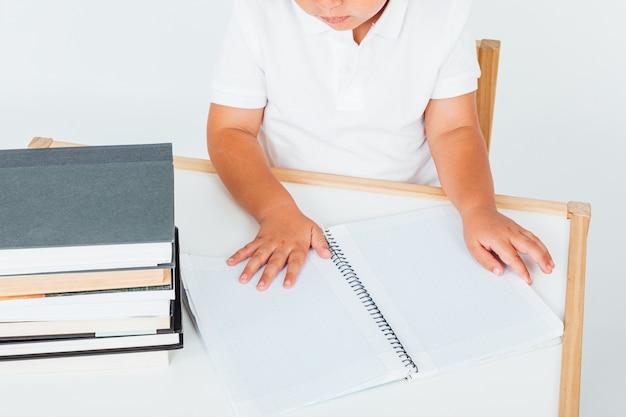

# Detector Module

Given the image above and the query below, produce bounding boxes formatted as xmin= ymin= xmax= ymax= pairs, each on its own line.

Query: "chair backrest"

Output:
xmin=475 ymin=39 xmax=501 ymax=153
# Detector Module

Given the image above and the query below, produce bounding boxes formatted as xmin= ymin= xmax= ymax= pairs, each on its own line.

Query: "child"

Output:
xmin=206 ymin=0 xmax=555 ymax=291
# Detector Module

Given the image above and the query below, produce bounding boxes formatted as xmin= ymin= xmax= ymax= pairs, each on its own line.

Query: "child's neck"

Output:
xmin=352 ymin=1 xmax=388 ymax=45
xmin=352 ymin=25 xmax=370 ymax=45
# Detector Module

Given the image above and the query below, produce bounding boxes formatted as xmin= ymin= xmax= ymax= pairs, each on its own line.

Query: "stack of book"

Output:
xmin=0 ymin=143 xmax=182 ymax=373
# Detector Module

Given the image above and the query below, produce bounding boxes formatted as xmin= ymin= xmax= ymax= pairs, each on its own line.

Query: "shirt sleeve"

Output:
xmin=430 ymin=1 xmax=481 ymax=99
xmin=210 ymin=0 xmax=267 ymax=109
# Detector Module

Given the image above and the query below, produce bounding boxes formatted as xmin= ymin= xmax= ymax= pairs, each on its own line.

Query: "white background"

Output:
xmin=0 ymin=1 xmax=624 ymax=415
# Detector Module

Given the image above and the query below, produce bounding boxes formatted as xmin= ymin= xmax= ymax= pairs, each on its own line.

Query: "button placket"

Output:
xmin=333 ymin=34 xmax=363 ymax=111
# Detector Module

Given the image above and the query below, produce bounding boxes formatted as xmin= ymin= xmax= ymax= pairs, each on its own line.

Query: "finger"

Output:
xmin=311 ymin=227 xmax=332 ymax=259
xmin=256 ymin=250 xmax=290 ymax=291
xmin=467 ymin=242 xmax=506 ymax=277
xmin=489 ymin=243 xmax=533 ymax=285
xmin=226 ymin=241 xmax=261 ymax=266
xmin=282 ymin=250 xmax=307 ymax=289
xmin=512 ymin=231 xmax=555 ymax=274
xmin=502 ymin=252 xmax=532 ymax=285
xmin=239 ymin=248 xmax=274 ymax=285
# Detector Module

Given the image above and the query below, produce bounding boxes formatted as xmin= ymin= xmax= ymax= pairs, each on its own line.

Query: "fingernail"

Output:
xmin=492 ymin=267 xmax=502 ymax=276
xmin=256 ymin=281 xmax=266 ymax=290
xmin=227 ymin=257 xmax=236 ymax=265
xmin=239 ymin=273 xmax=249 ymax=283
xmin=283 ymin=279 xmax=293 ymax=288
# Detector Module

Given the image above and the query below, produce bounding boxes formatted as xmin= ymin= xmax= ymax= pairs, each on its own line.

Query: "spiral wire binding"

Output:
xmin=325 ymin=231 xmax=419 ymax=376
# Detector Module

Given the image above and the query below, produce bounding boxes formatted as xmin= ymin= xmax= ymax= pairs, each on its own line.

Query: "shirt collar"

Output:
xmin=293 ymin=0 xmax=408 ymax=39
xmin=371 ymin=0 xmax=408 ymax=39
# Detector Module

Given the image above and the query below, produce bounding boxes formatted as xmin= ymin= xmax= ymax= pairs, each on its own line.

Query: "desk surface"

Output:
xmin=0 ymin=164 xmax=581 ymax=417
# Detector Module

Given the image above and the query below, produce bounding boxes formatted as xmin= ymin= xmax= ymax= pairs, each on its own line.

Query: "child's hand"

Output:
xmin=226 ymin=205 xmax=332 ymax=291
xmin=460 ymin=206 xmax=555 ymax=285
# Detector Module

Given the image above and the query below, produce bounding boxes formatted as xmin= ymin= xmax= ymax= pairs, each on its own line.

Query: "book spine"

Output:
xmin=325 ymin=231 xmax=419 ymax=375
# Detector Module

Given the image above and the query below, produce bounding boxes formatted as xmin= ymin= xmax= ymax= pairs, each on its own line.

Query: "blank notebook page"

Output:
xmin=325 ymin=204 xmax=564 ymax=376
xmin=180 ymin=254 xmax=408 ymax=417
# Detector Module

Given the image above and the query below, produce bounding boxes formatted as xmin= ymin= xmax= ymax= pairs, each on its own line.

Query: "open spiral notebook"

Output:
xmin=180 ymin=204 xmax=563 ymax=417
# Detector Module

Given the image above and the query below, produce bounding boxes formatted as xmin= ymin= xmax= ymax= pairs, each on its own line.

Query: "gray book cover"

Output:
xmin=0 ymin=144 xmax=174 ymax=251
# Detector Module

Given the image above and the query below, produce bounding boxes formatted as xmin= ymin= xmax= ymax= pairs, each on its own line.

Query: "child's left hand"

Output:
xmin=459 ymin=205 xmax=555 ymax=285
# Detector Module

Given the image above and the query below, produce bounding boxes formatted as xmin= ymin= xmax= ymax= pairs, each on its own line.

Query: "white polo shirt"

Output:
xmin=211 ymin=0 xmax=480 ymax=185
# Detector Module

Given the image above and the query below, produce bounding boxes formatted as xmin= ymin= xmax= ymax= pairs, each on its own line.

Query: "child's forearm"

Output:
xmin=206 ymin=104 xmax=299 ymax=223
xmin=208 ymin=128 xmax=297 ymax=222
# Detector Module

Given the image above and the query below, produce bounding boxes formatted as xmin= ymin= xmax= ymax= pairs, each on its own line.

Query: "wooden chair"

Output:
xmin=476 ymin=39 xmax=501 ymax=153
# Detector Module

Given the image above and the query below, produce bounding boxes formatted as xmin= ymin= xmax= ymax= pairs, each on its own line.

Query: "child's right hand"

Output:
xmin=226 ymin=204 xmax=332 ymax=291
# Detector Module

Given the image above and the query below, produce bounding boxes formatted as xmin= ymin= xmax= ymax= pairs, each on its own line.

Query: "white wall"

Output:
xmin=1 ymin=1 xmax=624 ymax=415
xmin=470 ymin=2 xmax=626 ymax=415
xmin=0 ymin=0 xmax=230 ymax=156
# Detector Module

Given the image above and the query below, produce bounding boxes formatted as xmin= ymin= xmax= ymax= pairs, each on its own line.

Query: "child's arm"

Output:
xmin=424 ymin=92 xmax=555 ymax=284
xmin=206 ymin=103 xmax=331 ymax=291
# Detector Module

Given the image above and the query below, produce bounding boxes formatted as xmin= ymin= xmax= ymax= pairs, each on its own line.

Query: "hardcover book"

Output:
xmin=0 ymin=266 xmax=172 ymax=298
xmin=0 ymin=231 xmax=183 ymax=360
xmin=0 ymin=143 xmax=175 ymax=275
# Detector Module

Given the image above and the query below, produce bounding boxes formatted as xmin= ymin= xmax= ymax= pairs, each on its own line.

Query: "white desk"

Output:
xmin=0 ymin=153 xmax=589 ymax=417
